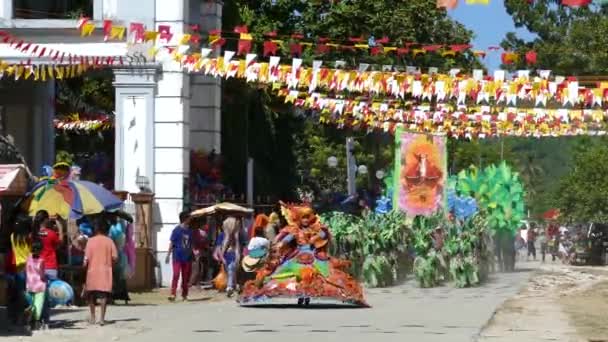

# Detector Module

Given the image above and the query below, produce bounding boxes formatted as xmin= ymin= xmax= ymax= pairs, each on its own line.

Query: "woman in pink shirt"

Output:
xmin=84 ymin=217 xmax=117 ymax=326
xmin=25 ymin=240 xmax=46 ymax=330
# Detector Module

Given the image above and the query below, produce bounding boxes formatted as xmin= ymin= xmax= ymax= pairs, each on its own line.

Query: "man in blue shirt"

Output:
xmin=166 ymin=211 xmax=193 ymax=301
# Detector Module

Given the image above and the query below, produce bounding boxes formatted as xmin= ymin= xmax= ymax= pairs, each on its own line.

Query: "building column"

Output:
xmin=31 ymin=81 xmax=55 ymax=172
xmin=190 ymin=0 xmax=222 ymax=153
xmin=113 ymin=68 xmax=158 ymax=194
xmin=155 ymin=0 xmax=191 ymax=286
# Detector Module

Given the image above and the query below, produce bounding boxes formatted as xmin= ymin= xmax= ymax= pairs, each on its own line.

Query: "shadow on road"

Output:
xmin=240 ymin=304 xmax=368 ymax=310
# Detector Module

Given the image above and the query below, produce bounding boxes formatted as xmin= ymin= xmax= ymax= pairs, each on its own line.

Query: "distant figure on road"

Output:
xmin=527 ymin=227 xmax=537 ymax=261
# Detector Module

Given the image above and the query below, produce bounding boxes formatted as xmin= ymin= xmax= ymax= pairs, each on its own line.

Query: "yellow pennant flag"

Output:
xmin=465 ymin=0 xmax=489 ymax=3
xmin=33 ymin=65 xmax=40 ymax=80
xmin=412 ymin=49 xmax=426 ymax=57
xmin=81 ymin=22 xmax=96 ymax=36
xmin=47 ymin=65 xmax=54 ymax=79
xmin=239 ymin=33 xmax=252 ymax=40
xmin=110 ymin=26 xmax=126 ymax=40
xmin=24 ymin=66 xmax=32 ymax=80
xmin=40 ymin=65 xmax=46 ymax=81
xmin=14 ymin=66 xmax=24 ymax=80
xmin=55 ymin=66 xmax=64 ymax=80
xmin=354 ymin=44 xmax=369 ymax=49
xmin=144 ymin=31 xmax=158 ymax=42
xmin=179 ymin=34 xmax=191 ymax=45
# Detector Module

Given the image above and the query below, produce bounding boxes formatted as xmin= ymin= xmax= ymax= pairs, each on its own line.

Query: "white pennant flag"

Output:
xmin=224 ymin=50 xmax=235 ymax=65
xmin=289 ymin=58 xmax=302 ymax=89
xmin=201 ymin=48 xmax=212 ymax=58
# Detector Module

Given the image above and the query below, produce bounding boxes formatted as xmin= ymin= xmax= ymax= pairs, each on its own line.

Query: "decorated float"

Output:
xmin=239 ymin=202 xmax=368 ymax=307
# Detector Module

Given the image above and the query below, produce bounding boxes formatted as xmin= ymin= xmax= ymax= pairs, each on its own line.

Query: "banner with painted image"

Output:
xmin=393 ymin=128 xmax=447 ymax=217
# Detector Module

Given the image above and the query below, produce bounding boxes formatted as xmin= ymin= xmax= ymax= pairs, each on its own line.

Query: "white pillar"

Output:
xmin=113 ymin=68 xmax=158 ymax=194
xmin=0 ymin=0 xmax=12 ymax=20
xmin=154 ymin=0 xmax=191 ymax=286
xmin=189 ymin=0 xmax=222 ymax=153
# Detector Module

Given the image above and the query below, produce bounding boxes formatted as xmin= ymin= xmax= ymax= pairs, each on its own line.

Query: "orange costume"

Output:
xmin=239 ymin=203 xmax=368 ymax=307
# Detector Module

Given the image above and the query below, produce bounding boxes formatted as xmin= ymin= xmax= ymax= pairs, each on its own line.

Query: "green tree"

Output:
xmin=221 ymin=0 xmax=482 ymax=201
xmin=554 ymin=138 xmax=608 ymax=223
xmin=503 ymin=0 xmax=608 ymax=74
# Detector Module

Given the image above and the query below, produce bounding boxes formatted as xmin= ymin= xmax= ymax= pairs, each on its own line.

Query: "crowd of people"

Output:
xmin=2 ymin=209 xmax=133 ymax=331
xmin=516 ymin=222 xmax=575 ymax=263
xmin=165 ymin=210 xmax=281 ymax=300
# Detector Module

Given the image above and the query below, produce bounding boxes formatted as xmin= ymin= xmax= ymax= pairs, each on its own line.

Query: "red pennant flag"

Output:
xmin=525 ymin=50 xmax=537 ymax=64
xmin=370 ymin=46 xmax=382 ymax=55
xmin=158 ymin=25 xmax=173 ymax=42
xmin=31 ymin=45 xmax=38 ymax=55
xmin=103 ymin=19 xmax=112 ymax=35
xmin=397 ymin=48 xmax=409 ymax=56
xmin=437 ymin=0 xmax=458 ymax=9
xmin=129 ymin=22 xmax=145 ymax=42
xmin=60 ymin=52 xmax=65 ymax=63
xmin=189 ymin=24 xmax=200 ymax=32
xmin=234 ymin=25 xmax=248 ymax=33
xmin=291 ymin=33 xmax=304 ymax=40
xmin=450 ymin=44 xmax=472 ymax=52
xmin=376 ymin=36 xmax=390 ymax=45
xmin=209 ymin=29 xmax=221 ymax=36
xmin=190 ymin=34 xmax=201 ymax=44
xmin=318 ymin=37 xmax=329 ymax=43
xmin=316 ymin=44 xmax=330 ymax=54
xmin=20 ymin=42 xmax=31 ymax=52
xmin=38 ymin=47 xmax=46 ymax=58
xmin=264 ymin=31 xmax=277 ymax=38
xmin=423 ymin=44 xmax=442 ymax=52
xmin=290 ymin=43 xmax=303 ymax=57
xmin=211 ymin=38 xmax=226 ymax=49
xmin=562 ymin=0 xmax=591 ymax=6
xmin=263 ymin=40 xmax=278 ymax=56
xmin=106 ymin=56 xmax=115 ymax=65
xmin=237 ymin=39 xmax=252 ymax=55
xmin=14 ymin=40 xmax=24 ymax=49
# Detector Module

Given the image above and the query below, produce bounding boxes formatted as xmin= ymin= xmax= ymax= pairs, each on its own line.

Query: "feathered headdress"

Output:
xmin=279 ymin=201 xmax=318 ymax=226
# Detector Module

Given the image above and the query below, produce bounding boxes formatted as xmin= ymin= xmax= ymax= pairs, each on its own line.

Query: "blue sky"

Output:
xmin=449 ymin=1 xmax=535 ymax=71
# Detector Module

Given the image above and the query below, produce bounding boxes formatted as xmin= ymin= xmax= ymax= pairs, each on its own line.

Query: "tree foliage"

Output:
xmin=221 ymin=0 xmax=483 ymax=200
xmin=503 ymin=0 xmax=608 ymax=74
xmin=554 ymin=138 xmax=608 ymax=223
xmin=229 ymin=0 xmax=480 ymax=69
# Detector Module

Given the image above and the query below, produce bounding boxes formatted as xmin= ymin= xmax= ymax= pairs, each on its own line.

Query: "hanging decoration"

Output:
xmin=186 ymin=56 xmax=608 ymax=108
xmin=54 ymin=113 xmax=114 ymax=133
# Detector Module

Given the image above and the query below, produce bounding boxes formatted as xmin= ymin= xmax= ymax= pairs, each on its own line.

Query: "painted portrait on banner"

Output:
xmin=395 ymin=132 xmax=447 ymax=217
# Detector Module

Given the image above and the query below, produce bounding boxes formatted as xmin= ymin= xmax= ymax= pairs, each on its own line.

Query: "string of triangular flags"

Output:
xmin=76 ymin=21 xmax=541 ymax=65
xmin=185 ymin=53 xmax=608 ymax=108
xmin=0 ymin=60 xmax=88 ymax=81
xmin=438 ymin=0 xmax=595 ymax=9
xmin=0 ymin=31 xmax=127 ymax=67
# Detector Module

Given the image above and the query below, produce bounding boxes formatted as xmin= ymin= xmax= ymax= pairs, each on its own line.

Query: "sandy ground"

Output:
xmin=478 ymin=263 xmax=608 ymax=342
xmin=1 ymin=269 xmax=534 ymax=342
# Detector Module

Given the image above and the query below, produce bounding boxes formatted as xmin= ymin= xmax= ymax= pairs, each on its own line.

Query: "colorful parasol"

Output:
xmin=23 ymin=178 xmax=123 ymax=219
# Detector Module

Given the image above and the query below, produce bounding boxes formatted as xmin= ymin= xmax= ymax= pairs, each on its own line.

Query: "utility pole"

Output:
xmin=346 ymin=137 xmax=356 ymax=196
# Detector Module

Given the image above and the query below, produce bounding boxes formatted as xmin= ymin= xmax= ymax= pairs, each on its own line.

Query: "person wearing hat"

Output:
xmin=242 ymin=226 xmax=270 ymax=274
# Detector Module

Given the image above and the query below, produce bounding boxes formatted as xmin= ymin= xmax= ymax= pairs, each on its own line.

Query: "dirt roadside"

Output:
xmin=478 ymin=264 xmax=608 ymax=342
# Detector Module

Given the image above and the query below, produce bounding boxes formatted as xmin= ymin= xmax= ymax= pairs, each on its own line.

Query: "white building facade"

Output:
xmin=0 ymin=0 xmax=223 ymax=285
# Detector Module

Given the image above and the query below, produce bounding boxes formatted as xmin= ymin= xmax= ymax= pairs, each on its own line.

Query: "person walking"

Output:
xmin=219 ymin=217 xmax=242 ymax=297
xmin=527 ymin=227 xmax=537 ymax=261
xmin=25 ymin=240 xmax=47 ymax=330
xmin=189 ymin=221 xmax=208 ymax=290
xmin=166 ymin=211 xmax=193 ymax=301
xmin=83 ymin=216 xmax=118 ymax=326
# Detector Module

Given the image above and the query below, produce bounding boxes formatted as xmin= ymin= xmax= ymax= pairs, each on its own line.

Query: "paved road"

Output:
xmin=2 ymin=268 xmax=534 ymax=342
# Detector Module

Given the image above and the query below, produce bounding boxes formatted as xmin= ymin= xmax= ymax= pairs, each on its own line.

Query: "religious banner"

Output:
xmin=393 ymin=129 xmax=447 ymax=217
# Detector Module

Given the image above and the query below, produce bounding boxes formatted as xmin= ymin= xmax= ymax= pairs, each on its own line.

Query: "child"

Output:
xmin=84 ymin=217 xmax=118 ymax=326
xmin=25 ymin=240 xmax=47 ymax=330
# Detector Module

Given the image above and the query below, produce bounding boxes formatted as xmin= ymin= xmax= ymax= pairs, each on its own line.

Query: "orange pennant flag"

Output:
xmin=437 ymin=0 xmax=458 ymax=9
